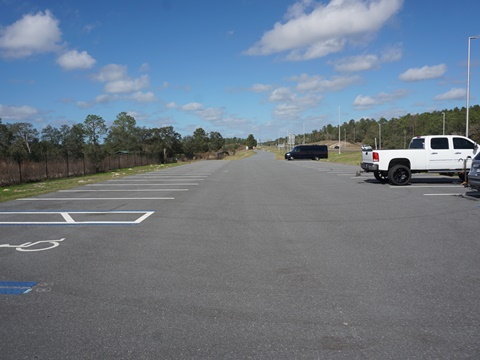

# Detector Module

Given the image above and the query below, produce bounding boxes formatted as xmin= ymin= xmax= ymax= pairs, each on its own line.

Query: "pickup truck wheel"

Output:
xmin=458 ymin=172 xmax=466 ymax=182
xmin=388 ymin=165 xmax=411 ymax=185
xmin=373 ymin=171 xmax=388 ymax=183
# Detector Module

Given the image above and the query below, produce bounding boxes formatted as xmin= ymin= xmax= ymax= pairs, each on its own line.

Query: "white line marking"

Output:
xmin=107 ymin=179 xmax=204 ymax=182
xmin=390 ymin=185 xmax=461 ymax=188
xmin=18 ymin=197 xmax=174 ymax=201
xmin=423 ymin=193 xmax=463 ymax=196
xmin=87 ymin=183 xmax=199 ymax=186
xmin=134 ymin=212 xmax=154 ymax=223
xmin=0 ymin=211 xmax=155 ymax=225
xmin=60 ymin=189 xmax=188 ymax=192
xmin=61 ymin=212 xmax=75 ymax=223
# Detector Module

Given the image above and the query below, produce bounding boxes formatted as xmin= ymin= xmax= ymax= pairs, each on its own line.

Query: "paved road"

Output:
xmin=1 ymin=150 xmax=479 ymax=359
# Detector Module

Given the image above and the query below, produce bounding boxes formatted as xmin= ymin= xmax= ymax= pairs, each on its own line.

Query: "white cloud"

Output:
xmin=182 ymin=102 xmax=203 ymax=111
xmin=334 ymin=54 xmax=380 ymax=72
xmin=251 ymin=84 xmax=273 ymax=92
xmin=245 ymin=0 xmax=403 ymax=61
xmin=165 ymin=102 xmax=177 ymax=109
xmin=179 ymin=102 xmax=250 ymax=129
xmin=434 ymin=88 xmax=466 ymax=101
xmin=92 ymin=64 xmax=151 ymax=94
xmin=292 ymin=73 xmax=361 ymax=92
xmin=353 ymin=89 xmax=408 ymax=109
xmin=131 ymin=91 xmax=156 ymax=103
xmin=333 ymin=45 xmax=402 ymax=72
xmin=139 ymin=62 xmax=150 ymax=72
xmin=57 ymin=49 xmax=96 ymax=70
xmin=399 ymin=64 xmax=447 ymax=82
xmin=104 ymin=75 xmax=149 ymax=94
xmin=380 ymin=45 xmax=402 ymax=62
xmin=196 ymin=107 xmax=224 ymax=122
xmin=273 ymin=103 xmax=302 ymax=119
xmin=93 ymin=64 xmax=128 ymax=82
xmin=0 ymin=10 xmax=62 ymax=59
xmin=353 ymin=95 xmax=376 ymax=109
xmin=0 ymin=104 xmax=39 ymax=121
xmin=269 ymin=87 xmax=296 ymax=102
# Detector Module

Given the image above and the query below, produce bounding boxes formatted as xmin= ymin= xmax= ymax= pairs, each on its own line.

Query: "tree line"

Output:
xmin=267 ymin=105 xmax=480 ymax=149
xmin=0 ymin=111 xmax=258 ymax=168
xmin=0 ymin=112 xmax=258 ymax=185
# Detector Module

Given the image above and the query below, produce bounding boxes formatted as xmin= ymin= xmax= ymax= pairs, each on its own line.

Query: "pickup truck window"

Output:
xmin=453 ymin=137 xmax=475 ymax=149
xmin=409 ymin=138 xmax=425 ymax=149
xmin=431 ymin=137 xmax=449 ymax=149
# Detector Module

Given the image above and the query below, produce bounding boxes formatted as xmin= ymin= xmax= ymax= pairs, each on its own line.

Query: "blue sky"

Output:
xmin=1 ymin=0 xmax=480 ymax=141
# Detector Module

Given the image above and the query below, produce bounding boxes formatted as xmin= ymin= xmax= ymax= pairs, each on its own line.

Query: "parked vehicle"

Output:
xmin=467 ymin=152 xmax=480 ymax=191
xmin=285 ymin=145 xmax=328 ymax=160
xmin=360 ymin=135 xmax=479 ymax=185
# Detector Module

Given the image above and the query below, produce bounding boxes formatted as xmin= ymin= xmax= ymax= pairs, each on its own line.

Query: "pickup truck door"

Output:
xmin=427 ymin=137 xmax=452 ymax=170
xmin=451 ymin=137 xmax=477 ymax=170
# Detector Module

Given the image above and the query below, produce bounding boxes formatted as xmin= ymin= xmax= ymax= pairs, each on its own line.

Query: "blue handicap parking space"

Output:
xmin=0 ymin=281 xmax=38 ymax=295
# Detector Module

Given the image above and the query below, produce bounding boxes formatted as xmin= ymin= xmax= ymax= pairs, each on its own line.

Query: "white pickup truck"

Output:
xmin=360 ymin=135 xmax=479 ymax=185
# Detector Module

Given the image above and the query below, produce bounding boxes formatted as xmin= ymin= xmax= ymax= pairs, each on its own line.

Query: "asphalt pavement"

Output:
xmin=1 ymin=150 xmax=479 ymax=359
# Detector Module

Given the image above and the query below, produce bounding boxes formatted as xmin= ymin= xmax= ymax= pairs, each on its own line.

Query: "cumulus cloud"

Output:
xmin=269 ymin=87 xmax=296 ymax=102
xmin=89 ymin=64 xmax=152 ymax=102
xmin=180 ymin=102 xmax=251 ymax=128
xmin=333 ymin=46 xmax=402 ymax=72
xmin=104 ymin=75 xmax=149 ymax=94
xmin=0 ymin=10 xmax=62 ymax=59
xmin=93 ymin=64 xmax=128 ymax=82
xmin=274 ymin=103 xmax=303 ymax=119
xmin=434 ymin=88 xmax=466 ymax=101
xmin=57 ymin=49 xmax=96 ymax=70
xmin=244 ymin=0 xmax=403 ymax=61
xmin=182 ymin=102 xmax=224 ymax=122
xmin=291 ymin=73 xmax=361 ymax=92
xmin=182 ymin=102 xmax=203 ymax=111
xmin=353 ymin=89 xmax=408 ymax=109
xmin=251 ymin=83 xmax=273 ymax=92
xmin=131 ymin=91 xmax=156 ymax=103
xmin=0 ymin=104 xmax=39 ymax=121
xmin=399 ymin=64 xmax=447 ymax=82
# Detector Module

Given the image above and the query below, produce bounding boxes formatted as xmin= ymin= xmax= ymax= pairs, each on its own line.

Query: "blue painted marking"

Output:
xmin=0 ymin=281 xmax=38 ymax=295
xmin=0 ymin=281 xmax=38 ymax=287
xmin=0 ymin=288 xmax=30 ymax=295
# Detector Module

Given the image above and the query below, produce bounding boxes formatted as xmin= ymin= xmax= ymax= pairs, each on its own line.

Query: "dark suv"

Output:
xmin=285 ymin=145 xmax=328 ymax=160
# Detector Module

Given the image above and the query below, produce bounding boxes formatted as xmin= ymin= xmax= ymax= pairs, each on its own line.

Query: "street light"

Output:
xmin=466 ymin=35 xmax=479 ymax=138
xmin=442 ymin=112 xmax=445 ymax=135
xmin=378 ymin=122 xmax=381 ymax=150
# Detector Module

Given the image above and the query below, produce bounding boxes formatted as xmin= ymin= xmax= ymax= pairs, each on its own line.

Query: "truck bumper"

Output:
xmin=360 ymin=162 xmax=378 ymax=172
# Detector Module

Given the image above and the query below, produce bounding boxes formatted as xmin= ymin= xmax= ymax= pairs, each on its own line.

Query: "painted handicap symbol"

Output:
xmin=0 ymin=238 xmax=65 ymax=252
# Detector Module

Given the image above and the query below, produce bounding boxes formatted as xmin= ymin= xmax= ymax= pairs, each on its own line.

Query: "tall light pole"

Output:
xmin=442 ymin=112 xmax=445 ymax=135
xmin=338 ymin=106 xmax=341 ymax=154
xmin=466 ymin=35 xmax=478 ymax=138
xmin=378 ymin=122 xmax=382 ymax=150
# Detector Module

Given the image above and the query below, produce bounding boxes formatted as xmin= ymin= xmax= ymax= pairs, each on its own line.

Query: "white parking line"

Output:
xmin=423 ymin=193 xmax=463 ymax=196
xmin=389 ymin=185 xmax=462 ymax=188
xmin=60 ymin=189 xmax=188 ymax=192
xmin=87 ymin=183 xmax=199 ymax=186
xmin=108 ymin=179 xmax=204 ymax=182
xmin=0 ymin=211 xmax=155 ymax=225
xmin=18 ymin=197 xmax=175 ymax=201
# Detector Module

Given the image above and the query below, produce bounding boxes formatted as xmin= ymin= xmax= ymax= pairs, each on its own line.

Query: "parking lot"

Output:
xmin=1 ymin=151 xmax=479 ymax=359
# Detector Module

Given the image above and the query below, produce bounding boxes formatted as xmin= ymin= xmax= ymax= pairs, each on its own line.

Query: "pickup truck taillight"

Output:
xmin=372 ymin=152 xmax=379 ymax=162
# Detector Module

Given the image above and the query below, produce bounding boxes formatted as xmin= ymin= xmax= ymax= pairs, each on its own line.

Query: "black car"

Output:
xmin=285 ymin=145 xmax=328 ymax=160
xmin=468 ymin=151 xmax=480 ymax=191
